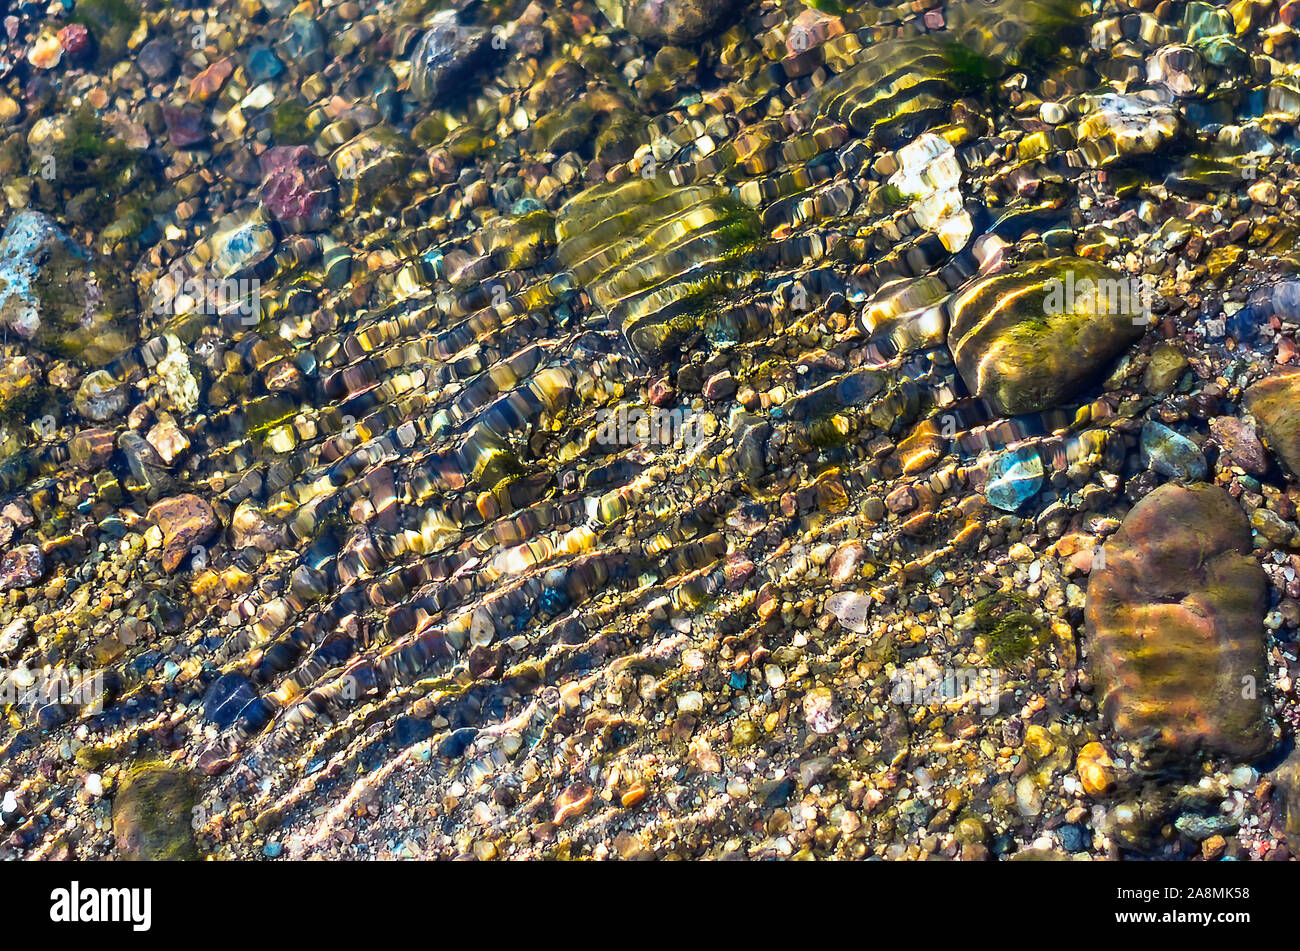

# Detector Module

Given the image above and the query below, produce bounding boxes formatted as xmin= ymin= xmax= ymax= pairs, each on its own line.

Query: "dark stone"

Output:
xmin=409 ymin=10 xmax=494 ymax=105
xmin=438 ymin=726 xmax=478 ymax=758
xmin=392 ymin=715 xmax=434 ymax=747
xmin=202 ymin=672 xmax=258 ymax=729
xmin=161 ymin=104 xmax=207 ymax=148
xmin=138 ymin=38 xmax=175 ymax=79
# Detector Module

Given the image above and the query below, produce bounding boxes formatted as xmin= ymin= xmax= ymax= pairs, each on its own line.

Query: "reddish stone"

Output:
xmin=161 ymin=104 xmax=207 ymax=148
xmin=259 ymin=146 xmax=334 ymax=232
xmin=149 ymin=494 xmax=218 ymax=573
xmin=648 ymin=377 xmax=675 ymax=407
xmin=57 ymin=23 xmax=90 ymax=57
xmin=0 ymin=544 xmax=44 ymax=591
xmin=703 ymin=369 xmax=736 ymax=401
xmin=723 ymin=554 xmax=754 ymax=589
xmin=188 ymin=57 xmax=233 ymax=102
xmin=1210 ymin=416 xmax=1268 ymax=476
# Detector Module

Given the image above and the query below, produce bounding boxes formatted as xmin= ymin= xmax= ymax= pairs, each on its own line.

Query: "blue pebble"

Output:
xmin=1058 ymin=823 xmax=1088 ymax=852
xmin=539 ymin=586 xmax=569 ymax=614
xmin=263 ymin=842 xmax=283 ymax=858
xmin=511 ymin=197 xmax=544 ymax=215
xmin=247 ymin=46 xmax=284 ymax=82
xmin=202 ymin=672 xmax=258 ymax=729
xmin=984 ymin=446 xmax=1044 ymax=512
xmin=1141 ymin=421 xmax=1207 ymax=481
xmin=438 ymin=727 xmax=478 ymax=759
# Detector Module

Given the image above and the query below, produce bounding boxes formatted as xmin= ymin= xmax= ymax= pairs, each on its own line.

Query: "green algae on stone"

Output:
xmin=26 ymin=106 xmax=157 ymax=234
xmin=946 ymin=0 xmax=1083 ymax=69
xmin=808 ymin=36 xmax=961 ymax=147
xmin=963 ymin=592 xmax=1050 ymax=668
xmin=271 ymin=100 xmax=316 ymax=146
xmin=948 ymin=257 xmax=1149 ymax=416
xmin=111 ymin=763 xmax=199 ymax=861
xmin=1086 ymin=483 xmax=1271 ymax=765
xmin=71 ymin=0 xmax=142 ymax=66
xmin=0 ymin=211 xmax=135 ymax=367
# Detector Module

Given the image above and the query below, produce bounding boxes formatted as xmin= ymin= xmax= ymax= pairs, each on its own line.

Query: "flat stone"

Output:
xmin=1140 ymin=420 xmax=1207 ymax=481
xmin=69 ymin=427 xmax=116 ymax=471
xmin=202 ymin=672 xmax=258 ymax=729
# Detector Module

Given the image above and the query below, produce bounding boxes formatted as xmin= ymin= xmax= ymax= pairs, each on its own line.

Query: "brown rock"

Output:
xmin=1210 ymin=416 xmax=1269 ymax=476
xmin=149 ymin=494 xmax=218 ymax=573
xmin=188 ymin=58 xmax=233 ymax=102
xmin=1245 ymin=368 xmax=1300 ymax=477
xmin=828 ymin=541 xmax=865 ymax=584
xmin=69 ymin=428 xmax=116 ymax=472
xmin=1086 ymin=483 xmax=1270 ymax=763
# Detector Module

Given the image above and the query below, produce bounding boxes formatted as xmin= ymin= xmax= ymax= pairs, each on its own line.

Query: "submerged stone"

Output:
xmin=0 ymin=212 xmax=133 ymax=366
xmin=148 ymin=494 xmax=218 ymax=573
xmin=1140 ymin=421 xmax=1207 ymax=481
xmin=984 ymin=446 xmax=1044 ymax=511
xmin=1075 ymin=92 xmax=1182 ymax=167
xmin=948 ymin=258 xmax=1148 ymax=416
xmin=112 ymin=764 xmax=198 ymax=860
xmin=202 ymin=672 xmax=258 ymax=729
xmin=1086 ymin=484 xmax=1270 ymax=764
xmin=553 ymin=177 xmax=761 ymax=357
xmin=206 ymin=208 xmax=276 ymax=278
xmin=73 ymin=370 xmax=126 ymax=421
xmin=1244 ymin=367 xmax=1300 ymax=478
xmin=624 ymin=0 xmax=740 ymax=45
xmin=409 ymin=11 xmax=493 ymax=105
xmin=260 ymin=146 xmax=334 ymax=232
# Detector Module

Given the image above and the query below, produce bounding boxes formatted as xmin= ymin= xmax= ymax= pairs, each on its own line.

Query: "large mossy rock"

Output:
xmin=948 ymin=257 xmax=1148 ymax=416
xmin=1244 ymin=367 xmax=1300 ymax=478
xmin=553 ymin=177 xmax=761 ymax=357
xmin=111 ymin=764 xmax=199 ymax=861
xmin=0 ymin=212 xmax=135 ymax=367
xmin=1085 ymin=483 xmax=1271 ymax=764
